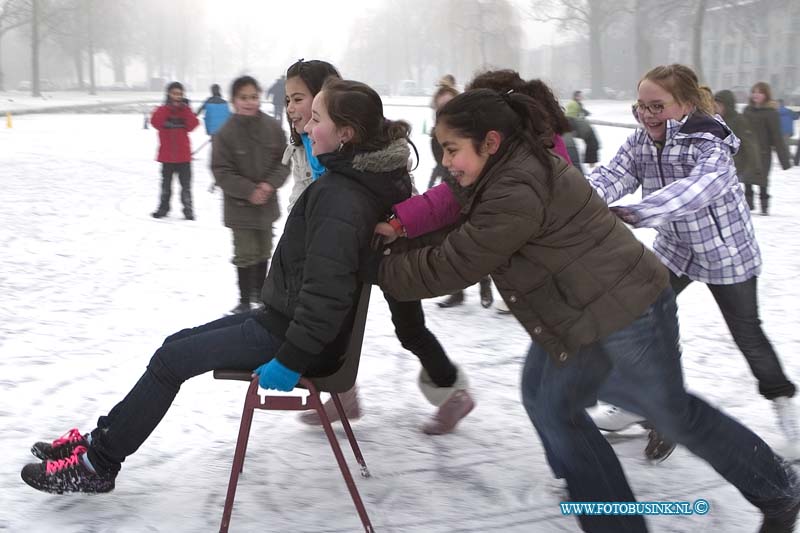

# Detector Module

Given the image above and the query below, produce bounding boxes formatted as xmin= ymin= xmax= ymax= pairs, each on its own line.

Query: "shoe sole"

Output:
xmin=20 ymin=472 xmax=115 ymax=494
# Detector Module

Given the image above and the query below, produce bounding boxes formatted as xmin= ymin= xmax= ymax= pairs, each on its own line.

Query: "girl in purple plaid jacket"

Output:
xmin=587 ymin=64 xmax=798 ymax=455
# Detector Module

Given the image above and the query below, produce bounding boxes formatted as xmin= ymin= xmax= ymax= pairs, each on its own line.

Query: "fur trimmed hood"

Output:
xmin=352 ymin=139 xmax=411 ymax=173
xmin=317 ymin=139 xmax=412 ymax=211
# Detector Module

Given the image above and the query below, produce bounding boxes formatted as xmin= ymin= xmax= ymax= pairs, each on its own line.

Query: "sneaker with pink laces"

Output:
xmin=21 ymin=446 xmax=115 ymax=494
xmin=31 ymin=428 xmax=88 ymax=461
xmin=422 ymin=390 xmax=475 ymax=435
xmin=298 ymin=386 xmax=362 ymax=426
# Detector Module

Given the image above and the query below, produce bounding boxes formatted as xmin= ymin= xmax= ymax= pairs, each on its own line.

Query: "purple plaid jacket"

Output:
xmin=588 ymin=113 xmax=761 ymax=285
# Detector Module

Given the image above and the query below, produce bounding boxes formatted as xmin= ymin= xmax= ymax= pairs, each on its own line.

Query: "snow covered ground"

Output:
xmin=1 ymin=103 xmax=799 ymax=533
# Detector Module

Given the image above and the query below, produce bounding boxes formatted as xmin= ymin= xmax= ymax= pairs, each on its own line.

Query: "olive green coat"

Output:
xmin=378 ymin=142 xmax=668 ymax=363
xmin=212 ymin=112 xmax=289 ymax=230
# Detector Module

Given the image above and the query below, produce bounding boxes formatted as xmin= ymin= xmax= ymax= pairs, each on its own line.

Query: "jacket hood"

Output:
xmin=662 ymin=112 xmax=739 ymax=155
xmin=714 ymin=90 xmax=737 ymax=118
xmin=317 ymin=139 xmax=412 ymax=210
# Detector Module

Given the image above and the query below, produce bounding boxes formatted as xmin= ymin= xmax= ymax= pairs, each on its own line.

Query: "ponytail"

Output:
xmin=437 ymin=89 xmax=554 ymax=182
xmin=505 ymin=92 xmax=554 ymax=176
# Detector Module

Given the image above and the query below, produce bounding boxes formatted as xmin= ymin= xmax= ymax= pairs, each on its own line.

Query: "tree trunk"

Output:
xmin=87 ymin=0 xmax=95 ymax=95
xmin=111 ymin=53 xmax=126 ymax=84
xmin=0 ymin=34 xmax=5 ymax=91
xmin=635 ymin=0 xmax=652 ymax=80
xmin=589 ymin=4 xmax=604 ymax=97
xmin=73 ymin=46 xmax=84 ymax=90
xmin=692 ymin=0 xmax=707 ymax=83
xmin=31 ymin=0 xmax=40 ymax=97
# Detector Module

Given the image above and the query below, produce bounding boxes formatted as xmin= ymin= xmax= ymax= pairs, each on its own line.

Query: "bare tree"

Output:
xmin=529 ymin=0 xmax=632 ymax=97
xmin=344 ymin=0 xmax=521 ymax=91
xmin=0 ymin=0 xmax=31 ymax=90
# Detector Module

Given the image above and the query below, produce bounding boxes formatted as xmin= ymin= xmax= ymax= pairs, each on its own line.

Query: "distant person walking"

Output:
xmin=565 ymin=89 xmax=590 ymax=119
xmin=196 ymin=83 xmax=231 ymax=137
xmin=266 ymin=76 xmax=286 ymax=126
xmin=743 ymin=82 xmax=791 ymax=215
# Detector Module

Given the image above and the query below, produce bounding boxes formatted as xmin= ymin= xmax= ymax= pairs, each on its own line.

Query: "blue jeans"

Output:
xmin=88 ymin=311 xmax=281 ymax=477
xmin=522 ymin=288 xmax=797 ymax=532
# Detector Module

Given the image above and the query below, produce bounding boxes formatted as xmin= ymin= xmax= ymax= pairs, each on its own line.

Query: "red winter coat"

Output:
xmin=151 ymin=103 xmax=199 ymax=163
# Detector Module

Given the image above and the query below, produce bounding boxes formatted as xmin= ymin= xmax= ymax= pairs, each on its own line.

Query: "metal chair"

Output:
xmin=214 ymin=285 xmax=374 ymax=533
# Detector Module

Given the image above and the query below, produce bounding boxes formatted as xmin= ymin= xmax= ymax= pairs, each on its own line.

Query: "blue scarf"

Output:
xmin=301 ymin=133 xmax=326 ymax=180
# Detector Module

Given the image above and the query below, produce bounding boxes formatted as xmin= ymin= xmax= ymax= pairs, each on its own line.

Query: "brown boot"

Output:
xmin=437 ymin=291 xmax=464 ymax=308
xmin=298 ymin=385 xmax=361 ymax=425
xmin=422 ymin=390 xmax=475 ymax=435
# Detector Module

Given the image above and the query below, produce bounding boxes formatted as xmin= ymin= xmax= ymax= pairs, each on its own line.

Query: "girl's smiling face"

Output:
xmin=435 ymin=123 xmax=500 ymax=187
xmin=304 ymin=91 xmax=344 ymax=156
xmin=636 ymin=79 xmax=692 ymax=142
xmin=285 ymin=76 xmax=314 ymax=136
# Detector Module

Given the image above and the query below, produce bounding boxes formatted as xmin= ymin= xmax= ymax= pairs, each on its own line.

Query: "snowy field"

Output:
xmin=1 ymin=103 xmax=799 ymax=532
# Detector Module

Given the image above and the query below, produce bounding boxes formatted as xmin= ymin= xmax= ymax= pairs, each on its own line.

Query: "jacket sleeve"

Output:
xmin=551 ymin=134 xmax=572 ymax=164
xmin=181 ymin=105 xmax=200 ymax=132
xmin=274 ymin=190 xmax=369 ymax=373
xmin=392 ymin=183 xmax=461 ymax=238
xmin=211 ymin=129 xmax=257 ymax=200
xmin=150 ymin=106 xmax=168 ymax=130
xmin=587 ymin=131 xmax=641 ymax=203
xmin=379 ymin=174 xmax=542 ymax=301
xmin=262 ymin=122 xmax=290 ymax=190
xmin=769 ymin=110 xmax=792 ymax=170
xmin=625 ymin=139 xmax=738 ymax=228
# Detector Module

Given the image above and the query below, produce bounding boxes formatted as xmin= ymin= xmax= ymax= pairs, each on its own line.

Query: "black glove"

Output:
xmin=164 ymin=117 xmax=186 ymax=129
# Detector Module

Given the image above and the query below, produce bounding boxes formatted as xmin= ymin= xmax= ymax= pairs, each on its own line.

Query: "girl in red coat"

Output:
xmin=150 ymin=81 xmax=199 ymax=219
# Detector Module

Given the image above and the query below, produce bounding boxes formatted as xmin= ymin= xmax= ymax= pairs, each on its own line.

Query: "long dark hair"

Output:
xmin=321 ymin=78 xmax=412 ymax=155
xmin=467 ymin=70 xmax=570 ymax=135
xmin=436 ymin=88 xmax=554 ymax=180
xmin=286 ymin=59 xmax=341 ymax=145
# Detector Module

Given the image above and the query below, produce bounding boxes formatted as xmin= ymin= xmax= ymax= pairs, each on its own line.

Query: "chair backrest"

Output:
xmin=309 ymin=284 xmax=372 ymax=394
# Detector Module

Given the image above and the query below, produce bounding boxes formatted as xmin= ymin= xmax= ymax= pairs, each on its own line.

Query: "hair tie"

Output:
xmin=501 ymin=89 xmax=514 ymax=104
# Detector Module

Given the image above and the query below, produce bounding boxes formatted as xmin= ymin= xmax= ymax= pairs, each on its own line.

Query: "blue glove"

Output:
xmin=253 ymin=359 xmax=300 ymax=391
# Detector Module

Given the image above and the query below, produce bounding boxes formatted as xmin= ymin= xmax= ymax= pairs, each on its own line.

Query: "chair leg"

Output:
xmin=331 ymin=392 xmax=371 ymax=478
xmin=238 ymin=393 xmax=257 ymax=474
xmin=316 ymin=395 xmax=375 ymax=533
xmin=219 ymin=380 xmax=259 ymax=533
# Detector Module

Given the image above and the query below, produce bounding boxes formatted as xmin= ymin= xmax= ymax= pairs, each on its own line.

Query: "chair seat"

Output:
xmin=214 ymin=369 xmax=253 ymax=382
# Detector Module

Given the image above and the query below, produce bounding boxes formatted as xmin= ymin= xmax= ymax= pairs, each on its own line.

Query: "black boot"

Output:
xmin=479 ymin=277 xmax=493 ymax=309
xmin=250 ymin=261 xmax=268 ymax=308
xmin=230 ymin=266 xmax=252 ymax=314
xmin=761 ymin=194 xmax=770 ymax=216
xmin=437 ymin=291 xmax=464 ymax=308
xmin=745 ymin=190 xmax=755 ymax=211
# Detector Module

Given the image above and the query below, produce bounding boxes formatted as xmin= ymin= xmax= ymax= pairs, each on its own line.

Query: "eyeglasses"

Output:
xmin=632 ymin=101 xmax=674 ymax=115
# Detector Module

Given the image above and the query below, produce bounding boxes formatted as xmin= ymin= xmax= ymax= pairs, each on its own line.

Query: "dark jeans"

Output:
xmin=522 ymin=288 xmax=797 ymax=532
xmin=88 ymin=311 xmax=278 ymax=477
xmin=157 ymin=162 xmax=192 ymax=214
xmin=384 ymin=292 xmax=457 ymax=387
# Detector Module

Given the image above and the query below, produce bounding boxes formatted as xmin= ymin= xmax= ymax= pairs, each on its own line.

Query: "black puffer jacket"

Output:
xmin=256 ymin=140 xmax=412 ymax=375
